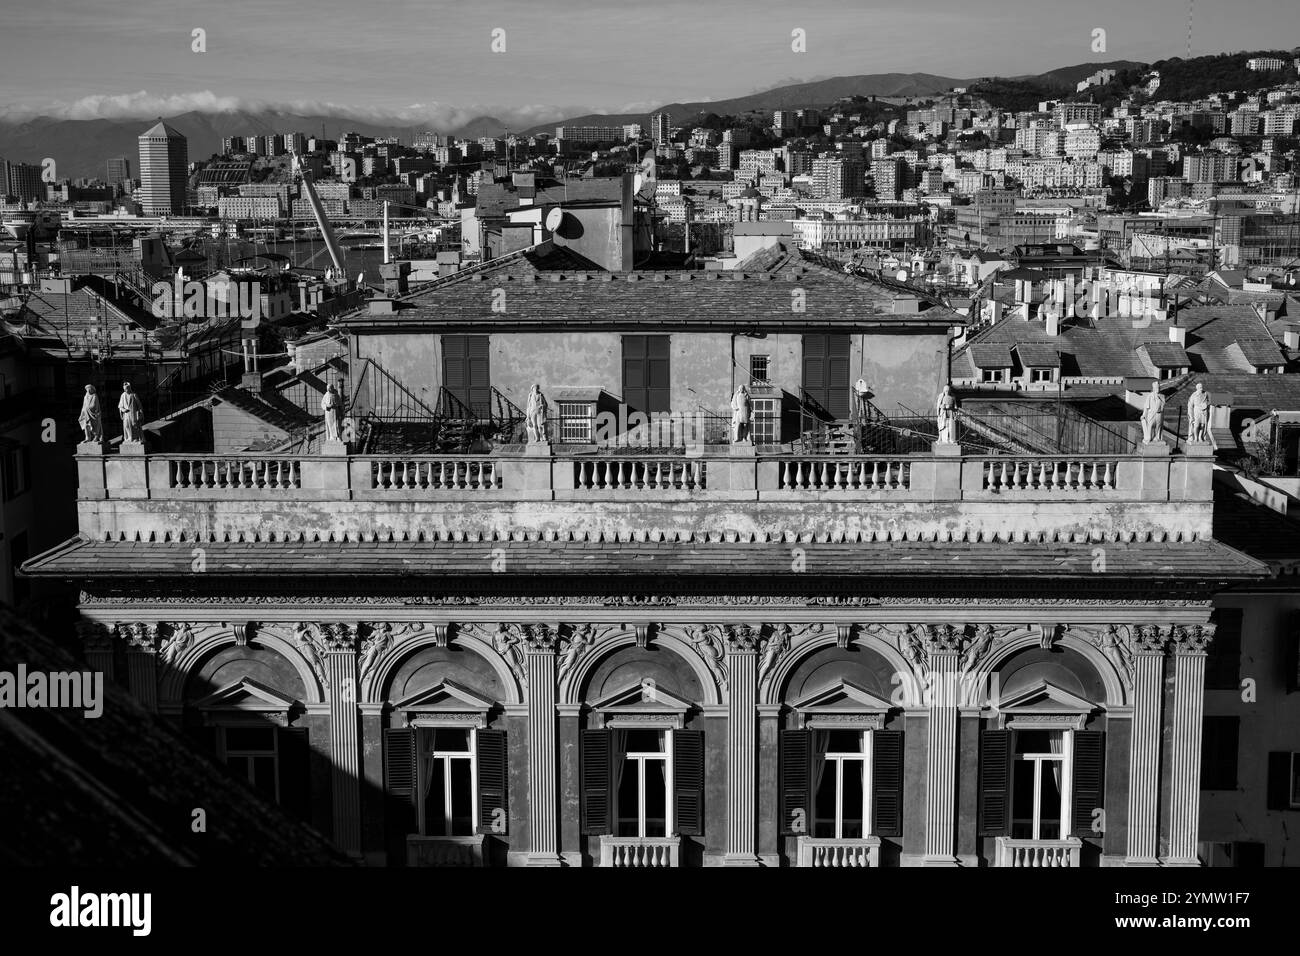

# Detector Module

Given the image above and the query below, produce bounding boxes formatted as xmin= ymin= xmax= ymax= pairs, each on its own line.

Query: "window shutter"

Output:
xmin=476 ymin=729 xmax=508 ymax=835
xmin=384 ymin=727 xmax=418 ymax=842
xmin=1200 ymin=716 xmax=1240 ymax=791
xmin=1070 ymin=731 xmax=1104 ymax=836
xmin=872 ymin=730 xmax=904 ymax=837
xmin=185 ymin=724 xmax=218 ymax=758
xmin=277 ymin=727 xmax=311 ymax=821
xmin=1267 ymin=752 xmax=1294 ymax=811
xmin=580 ymin=729 xmax=612 ymax=835
xmin=673 ymin=730 xmax=704 ymax=836
xmin=1287 ymin=612 xmax=1300 ymax=694
xmin=779 ymin=729 xmax=812 ymax=835
xmin=978 ymin=729 xmax=1011 ymax=835
xmin=1205 ymin=609 xmax=1242 ymax=691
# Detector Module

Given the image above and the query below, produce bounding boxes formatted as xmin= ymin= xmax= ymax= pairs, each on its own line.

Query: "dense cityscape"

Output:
xmin=1 ymin=25 xmax=1299 ymax=899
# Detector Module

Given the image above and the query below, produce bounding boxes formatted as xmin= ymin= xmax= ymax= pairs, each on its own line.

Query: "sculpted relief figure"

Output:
xmin=1140 ymin=382 xmax=1166 ymax=445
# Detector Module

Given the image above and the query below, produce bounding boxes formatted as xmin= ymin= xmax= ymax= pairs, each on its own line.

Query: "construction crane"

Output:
xmin=290 ymin=149 xmax=348 ymax=282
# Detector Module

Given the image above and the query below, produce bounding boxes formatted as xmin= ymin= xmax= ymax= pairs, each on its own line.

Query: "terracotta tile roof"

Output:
xmin=21 ymin=537 xmax=1267 ymax=582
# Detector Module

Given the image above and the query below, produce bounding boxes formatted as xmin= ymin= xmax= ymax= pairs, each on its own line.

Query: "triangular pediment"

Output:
xmin=193 ymin=677 xmax=298 ymax=712
xmin=590 ymin=679 xmax=693 ymax=714
xmin=393 ymin=679 xmax=495 ymax=713
xmin=998 ymin=680 xmax=1096 ymax=714
xmin=791 ymin=679 xmax=895 ymax=714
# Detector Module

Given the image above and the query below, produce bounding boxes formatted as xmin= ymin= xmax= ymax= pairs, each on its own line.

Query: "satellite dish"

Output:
xmin=545 ymin=207 xmax=564 ymax=232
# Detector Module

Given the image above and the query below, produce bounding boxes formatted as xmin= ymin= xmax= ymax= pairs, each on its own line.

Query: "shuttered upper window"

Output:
xmin=622 ymin=335 xmax=671 ymax=415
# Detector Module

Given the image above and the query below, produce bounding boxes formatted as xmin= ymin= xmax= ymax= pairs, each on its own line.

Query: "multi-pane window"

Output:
xmin=749 ymin=354 xmax=770 ymax=386
xmin=222 ymin=727 xmax=279 ymax=802
xmin=420 ymin=727 xmax=476 ymax=836
xmin=615 ymin=729 xmax=672 ymax=838
xmin=1011 ymin=730 xmax=1070 ymax=840
xmin=813 ymin=730 xmax=872 ymax=839
xmin=1030 ymin=367 xmax=1054 ymax=383
xmin=752 ymin=397 xmax=778 ymax=444
xmin=980 ymin=368 xmax=1007 ymax=384
xmin=558 ymin=401 xmax=594 ymax=443
xmin=2 ymin=446 xmax=30 ymax=501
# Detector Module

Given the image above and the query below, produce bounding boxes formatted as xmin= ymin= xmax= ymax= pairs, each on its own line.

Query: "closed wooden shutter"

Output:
xmin=277 ymin=727 xmax=311 ymax=821
xmin=384 ymin=727 xmax=418 ymax=844
xmin=622 ymin=334 xmax=671 ymax=415
xmin=580 ymin=729 xmax=612 ymax=834
xmin=978 ymin=729 xmax=1011 ymax=835
xmin=476 ymin=729 xmax=508 ymax=834
xmin=442 ymin=334 xmax=491 ymax=417
xmin=1200 ymin=716 xmax=1239 ymax=791
xmin=673 ymin=730 xmax=704 ymax=836
xmin=1070 ymin=730 xmax=1104 ymax=836
xmin=779 ymin=729 xmax=812 ymax=835
xmin=1266 ymin=752 xmax=1294 ymax=811
xmin=872 ymin=730 xmax=903 ymax=837
xmin=801 ymin=333 xmax=851 ymax=419
xmin=1205 ymin=609 xmax=1242 ymax=690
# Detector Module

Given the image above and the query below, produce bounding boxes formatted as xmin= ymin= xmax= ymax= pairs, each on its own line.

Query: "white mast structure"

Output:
xmin=291 ymin=149 xmax=348 ymax=282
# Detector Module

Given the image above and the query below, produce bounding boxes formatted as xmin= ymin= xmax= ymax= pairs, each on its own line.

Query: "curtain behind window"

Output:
xmin=611 ymin=729 xmax=629 ymax=800
xmin=813 ymin=730 xmax=830 ymax=800
xmin=1048 ymin=732 xmax=1064 ymax=789
xmin=418 ymin=729 xmax=437 ymax=835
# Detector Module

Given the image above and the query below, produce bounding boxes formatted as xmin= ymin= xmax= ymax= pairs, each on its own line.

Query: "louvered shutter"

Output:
xmin=384 ymin=727 xmax=418 ymax=844
xmin=673 ymin=730 xmax=704 ymax=836
xmin=580 ymin=729 xmax=612 ymax=834
xmin=978 ymin=729 xmax=1011 ymax=835
xmin=622 ymin=335 xmax=672 ymax=415
xmin=277 ymin=727 xmax=312 ymax=821
xmin=872 ymin=730 xmax=903 ymax=837
xmin=780 ymin=729 xmax=812 ymax=835
xmin=1070 ymin=731 xmax=1104 ymax=836
xmin=476 ymin=730 xmax=508 ymax=834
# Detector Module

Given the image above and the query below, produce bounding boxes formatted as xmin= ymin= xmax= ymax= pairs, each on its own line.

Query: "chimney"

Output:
xmin=1285 ymin=328 xmax=1300 ymax=350
xmin=1045 ymin=312 xmax=1061 ymax=336
xmin=1169 ymin=323 xmax=1186 ymax=345
xmin=379 ymin=259 xmax=410 ymax=297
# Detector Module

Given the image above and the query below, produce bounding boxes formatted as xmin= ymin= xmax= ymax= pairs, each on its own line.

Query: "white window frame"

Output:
xmin=219 ymin=725 xmax=280 ymax=803
xmin=1013 ymin=729 xmax=1073 ymax=841
xmin=980 ymin=367 xmax=1007 ymax=384
xmin=1030 ymin=367 xmax=1054 ymax=383
xmin=815 ymin=729 xmax=873 ymax=839
xmin=749 ymin=354 xmax=771 ymax=387
xmin=417 ymin=726 xmax=479 ymax=836
xmin=618 ymin=727 xmax=674 ymax=839
xmin=558 ymin=401 xmax=594 ymax=443
xmin=752 ymin=397 xmax=778 ymax=444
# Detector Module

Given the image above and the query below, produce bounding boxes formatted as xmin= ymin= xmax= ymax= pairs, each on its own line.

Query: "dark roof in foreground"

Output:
xmin=22 ymin=537 xmax=1268 ymax=582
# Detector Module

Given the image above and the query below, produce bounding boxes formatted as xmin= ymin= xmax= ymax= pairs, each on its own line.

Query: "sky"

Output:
xmin=0 ymin=0 xmax=1295 ymax=126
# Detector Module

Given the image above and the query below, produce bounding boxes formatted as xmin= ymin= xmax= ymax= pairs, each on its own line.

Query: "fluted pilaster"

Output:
xmin=922 ymin=624 xmax=963 ymax=865
xmin=1166 ymin=624 xmax=1213 ymax=866
xmin=724 ymin=624 xmax=760 ymax=865
xmin=1126 ymin=625 xmax=1166 ymax=865
xmin=119 ymin=623 xmax=158 ymax=712
xmin=320 ymin=623 xmax=361 ymax=856
xmin=522 ymin=624 xmax=562 ymax=866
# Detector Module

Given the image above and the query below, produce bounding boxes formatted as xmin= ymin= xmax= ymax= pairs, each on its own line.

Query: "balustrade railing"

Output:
xmin=995 ymin=837 xmax=1082 ymax=867
xmin=982 ymin=457 xmax=1117 ymax=493
xmin=573 ymin=458 xmax=706 ymax=492
xmin=796 ymin=836 xmax=881 ymax=867
xmin=371 ymin=458 xmax=499 ymax=491
xmin=169 ymin=457 xmax=302 ymax=490
xmin=778 ymin=458 xmax=910 ymax=491
xmin=599 ymin=837 xmax=680 ymax=868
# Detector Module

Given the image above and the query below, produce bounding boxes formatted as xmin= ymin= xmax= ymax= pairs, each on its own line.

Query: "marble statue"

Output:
xmin=322 ymin=381 xmax=344 ymax=443
xmin=730 ymin=384 xmax=752 ymax=443
xmin=1140 ymin=382 xmax=1166 ymax=444
xmin=936 ymin=384 xmax=958 ymax=444
xmin=78 ymin=385 xmax=102 ymax=443
xmin=118 ymin=382 xmax=143 ymax=444
xmin=1188 ymin=381 xmax=1211 ymax=443
xmin=525 ymin=384 xmax=548 ymax=444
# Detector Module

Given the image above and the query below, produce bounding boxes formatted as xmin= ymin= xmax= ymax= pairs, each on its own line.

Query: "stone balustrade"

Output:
xmin=995 ymin=836 xmax=1083 ymax=868
xmin=796 ymin=836 xmax=882 ymax=867
xmin=599 ymin=836 xmax=680 ymax=868
xmin=73 ymin=443 xmax=1216 ymax=544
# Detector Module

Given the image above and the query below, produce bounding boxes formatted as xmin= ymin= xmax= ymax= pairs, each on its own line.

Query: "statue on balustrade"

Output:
xmin=936 ymin=384 xmax=958 ymax=444
xmin=525 ymin=384 xmax=549 ymax=444
xmin=1187 ymin=381 xmax=1211 ymax=444
xmin=322 ymin=381 xmax=344 ymax=443
xmin=78 ymin=385 xmax=102 ymax=443
xmin=117 ymin=382 xmax=143 ymax=444
xmin=730 ymin=384 xmax=752 ymax=443
xmin=1140 ymin=382 xmax=1166 ymax=445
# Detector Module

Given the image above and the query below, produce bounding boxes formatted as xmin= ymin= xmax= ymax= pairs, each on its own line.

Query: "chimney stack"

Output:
xmin=1169 ymin=323 xmax=1186 ymax=345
